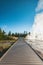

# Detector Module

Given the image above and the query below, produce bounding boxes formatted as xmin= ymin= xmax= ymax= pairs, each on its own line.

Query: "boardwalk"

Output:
xmin=0 ymin=38 xmax=43 ymax=65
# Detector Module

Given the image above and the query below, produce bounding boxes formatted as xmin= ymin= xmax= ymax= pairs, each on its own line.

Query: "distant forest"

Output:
xmin=0 ymin=28 xmax=27 ymax=40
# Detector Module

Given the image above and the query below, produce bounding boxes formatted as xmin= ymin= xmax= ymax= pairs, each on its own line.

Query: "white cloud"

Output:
xmin=36 ymin=0 xmax=43 ymax=12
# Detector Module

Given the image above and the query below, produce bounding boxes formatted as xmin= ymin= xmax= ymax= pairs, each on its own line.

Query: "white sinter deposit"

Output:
xmin=26 ymin=0 xmax=43 ymax=53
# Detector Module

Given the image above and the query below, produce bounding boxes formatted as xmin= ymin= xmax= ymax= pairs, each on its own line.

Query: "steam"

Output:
xmin=35 ymin=0 xmax=43 ymax=12
xmin=31 ymin=0 xmax=43 ymax=40
xmin=26 ymin=0 xmax=43 ymax=54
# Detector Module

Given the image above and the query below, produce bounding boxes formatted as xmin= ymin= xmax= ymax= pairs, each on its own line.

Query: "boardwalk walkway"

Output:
xmin=0 ymin=38 xmax=43 ymax=65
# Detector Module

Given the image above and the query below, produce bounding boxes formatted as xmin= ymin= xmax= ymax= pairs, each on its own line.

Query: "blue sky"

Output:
xmin=0 ymin=0 xmax=38 ymax=33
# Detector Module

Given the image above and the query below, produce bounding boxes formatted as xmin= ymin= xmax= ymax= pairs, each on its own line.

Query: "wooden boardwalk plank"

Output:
xmin=0 ymin=38 xmax=43 ymax=65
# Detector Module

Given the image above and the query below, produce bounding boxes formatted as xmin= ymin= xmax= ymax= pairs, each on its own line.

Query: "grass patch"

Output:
xmin=0 ymin=39 xmax=18 ymax=58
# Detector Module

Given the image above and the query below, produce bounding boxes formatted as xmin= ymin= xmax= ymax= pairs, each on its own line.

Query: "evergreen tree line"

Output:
xmin=0 ymin=28 xmax=10 ymax=40
xmin=0 ymin=28 xmax=27 ymax=40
